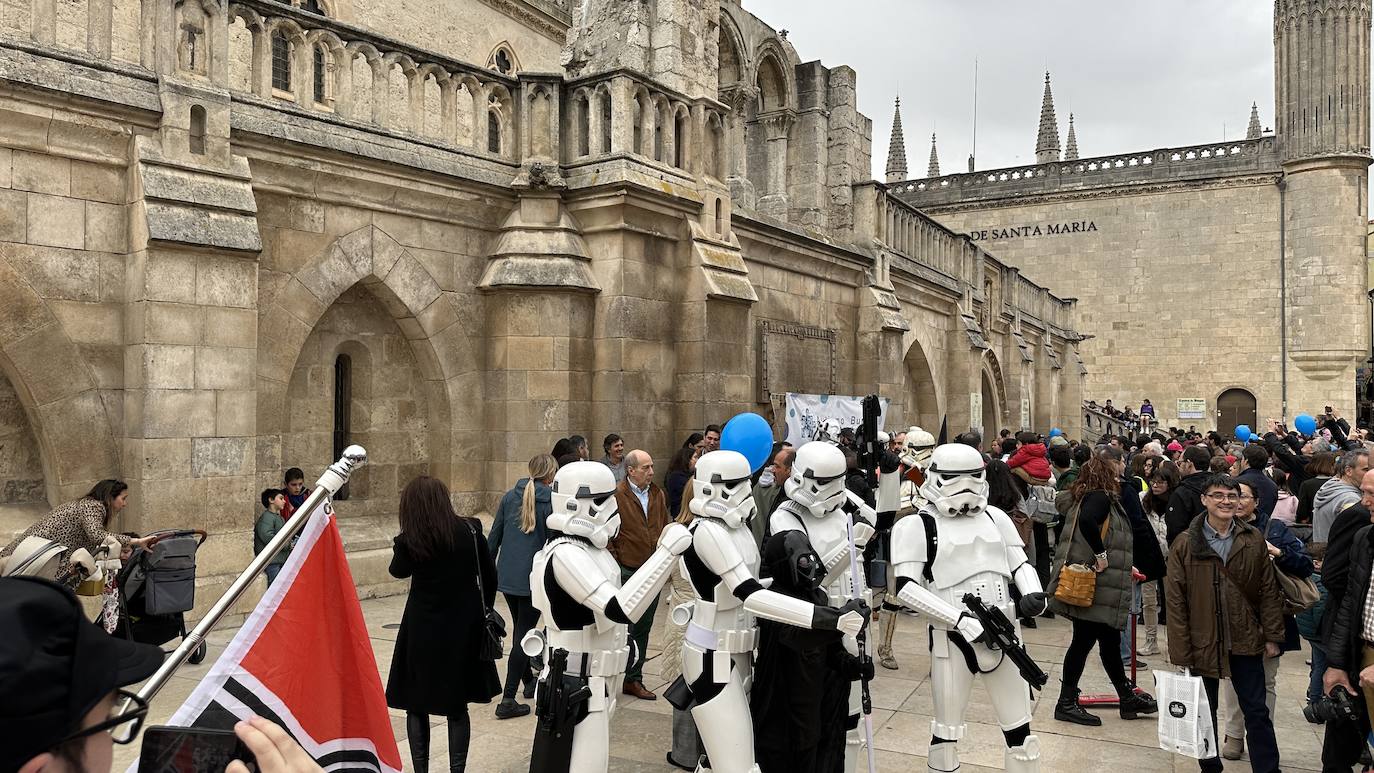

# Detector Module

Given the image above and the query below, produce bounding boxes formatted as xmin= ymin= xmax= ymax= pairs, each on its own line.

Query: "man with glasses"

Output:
xmin=1165 ymin=475 xmax=1286 ymax=773
xmin=1 ymin=576 xmax=319 ymax=773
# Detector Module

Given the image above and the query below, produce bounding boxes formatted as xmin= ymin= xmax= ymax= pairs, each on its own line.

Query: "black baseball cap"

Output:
xmin=0 ymin=577 xmax=165 ymax=769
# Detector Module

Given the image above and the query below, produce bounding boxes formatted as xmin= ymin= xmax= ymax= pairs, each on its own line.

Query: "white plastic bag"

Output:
xmin=1154 ymin=669 xmax=1216 ymax=760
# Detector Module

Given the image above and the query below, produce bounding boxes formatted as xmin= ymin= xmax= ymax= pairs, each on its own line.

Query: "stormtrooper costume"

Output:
xmin=677 ymin=450 xmax=867 ymax=773
xmin=874 ymin=425 xmax=937 ymax=670
xmin=528 ymin=461 xmax=692 ymax=771
xmin=769 ymin=441 xmax=877 ymax=773
xmin=888 ymin=444 xmax=1048 ymax=773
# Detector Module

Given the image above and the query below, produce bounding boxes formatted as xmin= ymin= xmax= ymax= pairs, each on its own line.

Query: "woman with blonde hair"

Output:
xmin=488 ymin=453 xmax=557 ymax=719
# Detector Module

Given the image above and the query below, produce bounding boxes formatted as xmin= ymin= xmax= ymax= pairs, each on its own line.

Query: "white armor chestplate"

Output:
xmin=928 ymin=515 xmax=1017 ymax=626
xmin=683 ymin=520 xmax=760 ymax=659
xmin=530 ymin=538 xmax=631 ymax=712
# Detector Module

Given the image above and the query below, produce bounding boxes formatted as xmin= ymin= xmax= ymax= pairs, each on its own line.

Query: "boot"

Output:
xmin=1221 ymin=734 xmax=1244 ymax=761
xmin=1004 ymin=736 xmax=1041 ymax=773
xmin=406 ymin=713 xmax=430 ymax=773
xmin=1137 ymin=626 xmax=1159 ymax=656
xmin=927 ymin=740 xmax=959 ymax=773
xmin=1053 ymin=687 xmax=1101 ymax=727
xmin=445 ymin=713 xmax=471 ymax=773
xmin=877 ymin=608 xmax=899 ymax=670
xmin=1116 ymin=681 xmax=1159 ymax=720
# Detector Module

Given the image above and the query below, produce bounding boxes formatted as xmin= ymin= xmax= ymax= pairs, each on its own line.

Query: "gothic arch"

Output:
xmin=900 ymin=334 xmax=943 ymax=432
xmin=980 ymin=348 xmax=1008 ymax=435
xmin=0 ymin=258 xmax=118 ymax=503
xmin=754 ymin=49 xmax=790 ymax=112
xmin=717 ymin=14 xmax=746 ymax=88
xmin=257 ymin=225 xmax=470 ymax=484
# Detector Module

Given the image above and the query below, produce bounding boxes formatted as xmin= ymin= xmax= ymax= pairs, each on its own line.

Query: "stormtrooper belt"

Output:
xmin=561 ymin=646 xmax=631 ymax=678
xmin=685 ymin=621 xmax=756 ymax=654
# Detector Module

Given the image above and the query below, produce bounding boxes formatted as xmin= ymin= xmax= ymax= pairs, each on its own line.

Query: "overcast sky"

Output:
xmin=745 ymin=0 xmax=1276 ymax=180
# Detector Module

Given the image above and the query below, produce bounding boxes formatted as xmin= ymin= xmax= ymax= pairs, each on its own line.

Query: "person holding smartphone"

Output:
xmin=1 ymin=576 xmax=321 ymax=773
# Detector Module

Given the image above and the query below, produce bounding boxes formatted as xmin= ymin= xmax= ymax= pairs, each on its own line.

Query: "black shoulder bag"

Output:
xmin=468 ymin=522 xmax=507 ymax=660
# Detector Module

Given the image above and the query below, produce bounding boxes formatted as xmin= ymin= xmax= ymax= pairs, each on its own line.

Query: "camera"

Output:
xmin=1304 ymin=685 xmax=1360 ymax=725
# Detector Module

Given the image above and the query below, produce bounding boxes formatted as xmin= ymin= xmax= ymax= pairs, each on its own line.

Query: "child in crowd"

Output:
xmin=1296 ymin=542 xmax=1329 ymax=719
xmin=281 ymin=467 xmax=310 ymax=520
xmin=254 ymin=488 xmax=291 ymax=585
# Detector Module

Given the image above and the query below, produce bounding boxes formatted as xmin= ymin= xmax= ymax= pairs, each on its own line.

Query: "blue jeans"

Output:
xmin=1120 ymin=582 xmax=1143 ymax=665
xmin=1307 ymin=641 xmax=1328 ymax=705
xmin=1202 ymin=655 xmax=1281 ymax=773
xmin=265 ymin=563 xmax=282 ymax=586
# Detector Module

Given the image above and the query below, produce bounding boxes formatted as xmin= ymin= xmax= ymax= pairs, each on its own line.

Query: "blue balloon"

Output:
xmin=1294 ymin=414 xmax=1317 ymax=436
xmin=1049 ymin=428 xmax=1063 ymax=438
xmin=720 ymin=412 xmax=775 ymax=473
xmin=1234 ymin=424 xmax=1252 ymax=443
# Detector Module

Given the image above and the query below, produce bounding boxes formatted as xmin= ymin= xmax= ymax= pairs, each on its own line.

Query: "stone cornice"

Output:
xmin=474 ymin=0 xmax=570 ymax=44
xmin=916 ymin=173 xmax=1283 ymax=216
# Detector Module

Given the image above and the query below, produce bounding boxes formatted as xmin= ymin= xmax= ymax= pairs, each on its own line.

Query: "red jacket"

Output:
xmin=1007 ymin=444 xmax=1053 ymax=481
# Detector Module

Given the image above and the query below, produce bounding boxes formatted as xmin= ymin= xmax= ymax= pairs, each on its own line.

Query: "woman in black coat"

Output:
xmin=386 ymin=476 xmax=500 ymax=773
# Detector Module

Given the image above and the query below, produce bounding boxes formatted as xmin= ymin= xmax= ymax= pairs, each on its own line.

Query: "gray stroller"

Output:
xmin=113 ymin=529 xmax=209 ymax=664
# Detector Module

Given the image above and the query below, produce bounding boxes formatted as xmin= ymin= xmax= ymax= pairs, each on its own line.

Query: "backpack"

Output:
xmin=1026 ymin=484 xmax=1060 ymax=525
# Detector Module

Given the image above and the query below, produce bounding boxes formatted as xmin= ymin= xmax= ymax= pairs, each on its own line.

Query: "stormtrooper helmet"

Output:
xmin=689 ymin=450 xmax=756 ymax=529
xmin=901 ymin=426 xmax=937 ymax=469
xmin=548 ymin=461 xmax=621 ymax=548
xmin=920 ymin=443 xmax=989 ymax=517
xmin=785 ymin=441 xmax=848 ymax=513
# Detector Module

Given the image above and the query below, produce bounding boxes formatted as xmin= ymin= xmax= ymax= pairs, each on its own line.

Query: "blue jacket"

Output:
xmin=1255 ymin=510 xmax=1315 ymax=651
xmin=488 ymin=478 xmax=551 ymax=596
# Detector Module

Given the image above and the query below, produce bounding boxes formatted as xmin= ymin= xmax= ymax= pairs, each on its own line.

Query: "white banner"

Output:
xmin=783 ymin=393 xmax=889 ymax=445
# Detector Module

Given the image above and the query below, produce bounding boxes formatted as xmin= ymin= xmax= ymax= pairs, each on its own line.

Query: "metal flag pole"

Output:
xmin=129 ymin=445 xmax=368 ymax=708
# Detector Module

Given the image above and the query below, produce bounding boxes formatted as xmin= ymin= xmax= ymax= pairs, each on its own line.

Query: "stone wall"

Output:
xmin=924 ymin=179 xmax=1285 ymax=429
xmin=0 ymin=371 xmax=44 ymax=504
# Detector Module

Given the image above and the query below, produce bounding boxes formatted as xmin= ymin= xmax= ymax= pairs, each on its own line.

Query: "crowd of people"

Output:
xmin=10 ymin=406 xmax=1374 ymax=772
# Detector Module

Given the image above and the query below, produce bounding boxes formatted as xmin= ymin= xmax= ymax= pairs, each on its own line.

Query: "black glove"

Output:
xmin=839 ymin=598 xmax=872 ymax=633
xmin=1017 ymin=592 xmax=1049 ymax=619
xmin=839 ymin=652 xmax=875 ymax=682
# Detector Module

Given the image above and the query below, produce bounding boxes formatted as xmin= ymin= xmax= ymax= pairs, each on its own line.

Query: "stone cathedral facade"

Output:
xmin=894 ymin=0 xmax=1372 ymax=436
xmin=0 ymin=0 xmax=1084 ymax=602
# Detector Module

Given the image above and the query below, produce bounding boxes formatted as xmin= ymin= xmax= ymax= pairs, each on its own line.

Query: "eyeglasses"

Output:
xmin=59 ymin=688 xmax=149 ymax=745
xmin=1204 ymin=492 xmax=1240 ymax=502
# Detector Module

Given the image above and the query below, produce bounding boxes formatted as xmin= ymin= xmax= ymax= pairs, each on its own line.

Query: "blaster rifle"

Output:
xmin=845 ymin=510 xmax=878 ymax=773
xmin=961 ymin=593 xmax=1049 ymax=690
xmin=528 ymin=648 xmax=592 ymax=773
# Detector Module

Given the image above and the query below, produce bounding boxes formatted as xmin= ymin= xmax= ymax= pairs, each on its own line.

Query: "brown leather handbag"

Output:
xmin=1052 ymin=498 xmax=1110 ymax=608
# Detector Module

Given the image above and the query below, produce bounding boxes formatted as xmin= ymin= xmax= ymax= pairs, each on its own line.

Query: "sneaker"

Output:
xmin=1221 ymin=735 xmax=1244 ymax=761
xmin=522 ymin=679 xmax=537 ymax=700
xmin=1136 ymin=644 xmax=1160 ymax=656
xmin=878 ymin=650 xmax=899 ymax=670
xmin=494 ymin=698 xmax=531 ymax=720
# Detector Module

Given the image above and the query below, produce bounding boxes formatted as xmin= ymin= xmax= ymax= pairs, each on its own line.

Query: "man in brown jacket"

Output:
xmin=1165 ymin=474 xmax=1285 ymax=773
xmin=609 ymin=449 xmax=671 ymax=700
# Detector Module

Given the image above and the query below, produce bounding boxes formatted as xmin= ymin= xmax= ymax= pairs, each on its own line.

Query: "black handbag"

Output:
xmin=468 ymin=522 xmax=506 ymax=660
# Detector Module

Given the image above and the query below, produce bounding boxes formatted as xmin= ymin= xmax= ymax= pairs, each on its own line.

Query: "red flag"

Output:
xmin=142 ymin=506 xmax=402 ymax=772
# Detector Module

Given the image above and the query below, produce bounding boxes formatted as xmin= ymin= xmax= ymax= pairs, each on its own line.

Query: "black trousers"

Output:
xmin=502 ymin=592 xmax=540 ymax=699
xmin=1059 ymin=618 xmax=1128 ymax=699
xmin=1032 ymin=521 xmax=1052 ymax=586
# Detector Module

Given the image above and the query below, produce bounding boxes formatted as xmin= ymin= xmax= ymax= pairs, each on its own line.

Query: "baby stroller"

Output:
xmin=112 ymin=529 xmax=209 ymax=665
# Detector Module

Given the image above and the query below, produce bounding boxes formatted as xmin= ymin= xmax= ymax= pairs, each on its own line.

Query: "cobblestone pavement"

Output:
xmin=114 ymin=593 xmax=1342 ymax=772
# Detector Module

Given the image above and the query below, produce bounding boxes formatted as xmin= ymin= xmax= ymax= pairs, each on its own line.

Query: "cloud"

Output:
xmin=743 ymin=0 xmax=1273 ymax=178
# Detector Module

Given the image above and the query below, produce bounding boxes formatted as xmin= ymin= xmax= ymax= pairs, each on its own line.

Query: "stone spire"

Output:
xmin=1064 ymin=113 xmax=1079 ymax=160
xmin=1246 ymin=101 xmax=1262 ymax=139
xmin=1034 ymin=71 xmax=1061 ymax=164
xmin=885 ymin=96 xmax=908 ymax=183
xmin=927 ymin=132 xmax=941 ymax=177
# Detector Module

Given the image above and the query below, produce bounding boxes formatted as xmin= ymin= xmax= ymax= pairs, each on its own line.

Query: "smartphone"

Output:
xmin=139 ymin=726 xmax=255 ymax=773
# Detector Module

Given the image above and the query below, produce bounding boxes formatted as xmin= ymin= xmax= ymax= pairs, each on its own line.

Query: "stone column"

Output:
xmin=758 ymin=112 xmax=793 ymax=219
xmin=719 ymin=84 xmax=757 ymax=209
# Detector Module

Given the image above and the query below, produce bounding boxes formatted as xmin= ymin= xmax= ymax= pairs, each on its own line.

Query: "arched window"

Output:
xmin=487 ymin=108 xmax=502 ymax=154
xmin=633 ymin=95 xmax=645 ymax=155
xmin=674 ymin=110 xmax=687 ymax=168
xmin=189 ymin=105 xmax=206 ymax=155
xmin=600 ymin=92 xmax=612 ymax=154
xmin=486 ymin=43 xmax=518 ymax=76
xmin=332 ymin=353 xmax=352 ymax=500
xmin=301 ymin=0 xmax=323 ymax=13
xmin=313 ymin=44 xmax=327 ymax=103
xmin=575 ymin=94 xmax=590 ymax=157
xmin=270 ymin=31 xmax=291 ymax=92
xmin=714 ymin=197 xmax=723 ymax=236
